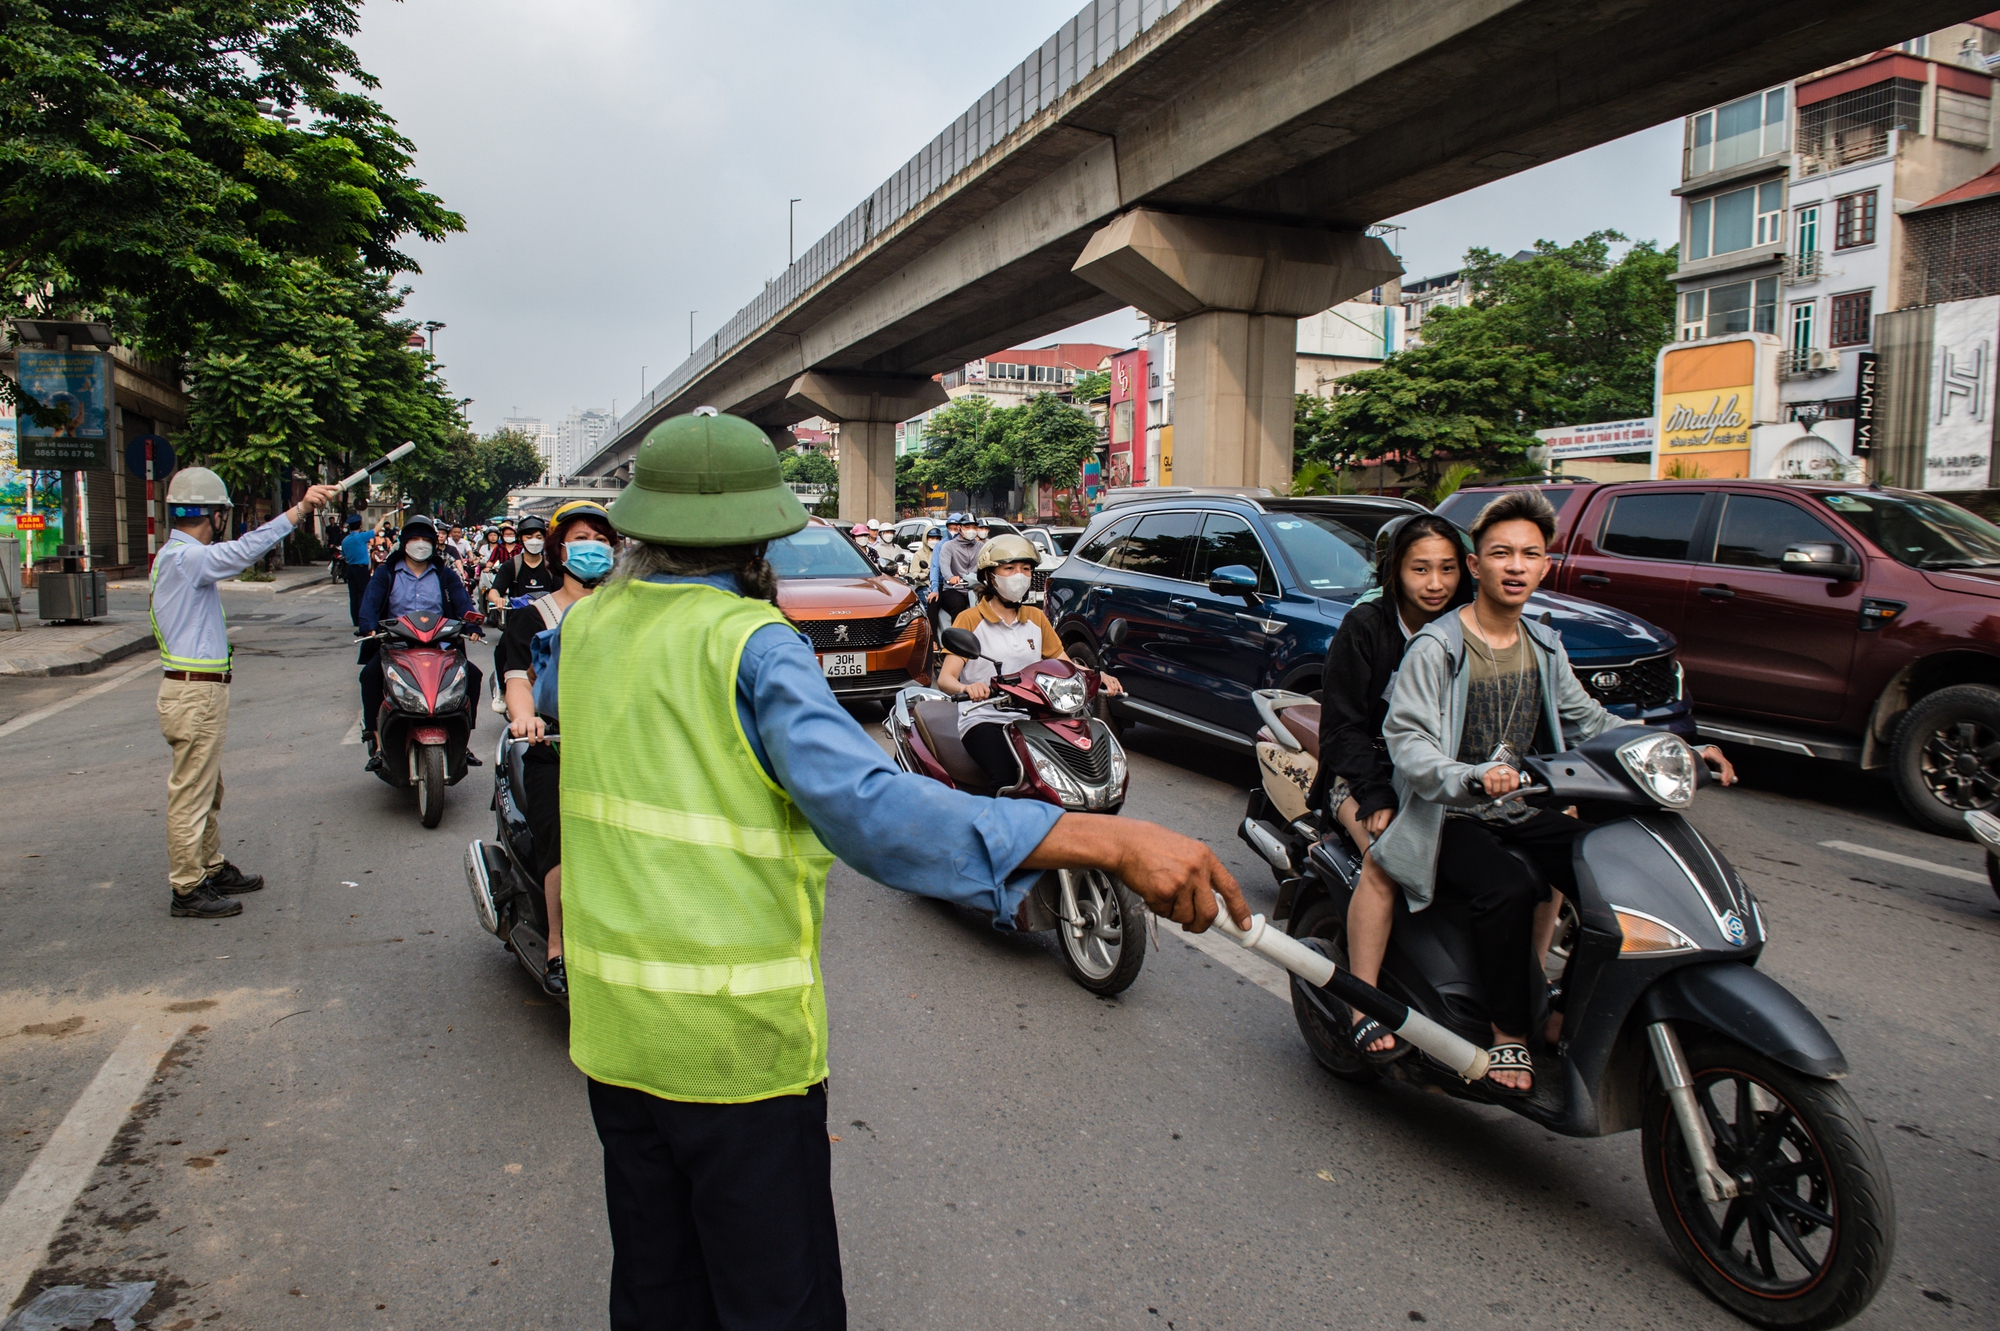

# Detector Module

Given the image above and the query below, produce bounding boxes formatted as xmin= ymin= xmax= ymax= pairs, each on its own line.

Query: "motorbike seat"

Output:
xmin=913 ymin=700 xmax=995 ymax=794
xmin=1279 ymin=703 xmax=1321 ymax=761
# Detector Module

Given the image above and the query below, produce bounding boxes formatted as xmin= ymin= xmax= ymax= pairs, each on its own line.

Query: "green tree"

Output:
xmin=1070 ymin=370 xmax=1110 ymax=402
xmin=1421 ymin=231 xmax=1676 ymax=425
xmin=1005 ymin=392 xmax=1097 ymax=486
xmin=1309 ymin=343 xmax=1559 ymax=490
xmin=781 ymin=448 xmax=837 ymax=488
xmin=1 ymin=0 xmax=462 ymax=372
xmin=919 ymin=395 xmax=1017 ymax=497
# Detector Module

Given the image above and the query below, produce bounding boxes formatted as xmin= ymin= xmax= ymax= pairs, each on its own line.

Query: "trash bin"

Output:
xmin=38 ymin=570 xmax=107 ymax=622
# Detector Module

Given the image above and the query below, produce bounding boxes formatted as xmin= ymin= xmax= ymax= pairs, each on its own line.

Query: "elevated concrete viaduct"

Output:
xmin=582 ymin=0 xmax=1986 ymax=513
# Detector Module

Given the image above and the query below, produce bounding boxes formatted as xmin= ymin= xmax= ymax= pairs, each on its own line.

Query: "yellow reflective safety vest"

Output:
xmin=559 ymin=578 xmax=835 ymax=1103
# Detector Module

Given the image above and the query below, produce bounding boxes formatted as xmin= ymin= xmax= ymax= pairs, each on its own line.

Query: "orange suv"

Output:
xmin=771 ymin=519 xmax=931 ymax=702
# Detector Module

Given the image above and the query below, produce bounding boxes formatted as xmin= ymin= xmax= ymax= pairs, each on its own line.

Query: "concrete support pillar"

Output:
xmin=784 ymin=372 xmax=949 ymax=522
xmin=1073 ymin=209 xmax=1400 ymax=490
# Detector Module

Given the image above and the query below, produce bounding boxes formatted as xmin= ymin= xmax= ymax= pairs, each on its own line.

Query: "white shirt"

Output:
xmin=956 ymin=610 xmax=1050 ymax=735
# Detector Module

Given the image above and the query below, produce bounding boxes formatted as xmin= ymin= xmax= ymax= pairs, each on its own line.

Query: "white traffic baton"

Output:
xmin=1206 ymin=903 xmax=1492 ymax=1082
xmin=335 ymin=440 xmax=418 ymax=493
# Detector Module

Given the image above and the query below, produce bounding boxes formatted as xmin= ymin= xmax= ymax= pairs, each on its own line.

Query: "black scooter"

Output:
xmin=1235 ymin=726 xmax=1893 ymax=1330
xmin=463 ymin=733 xmax=562 ymax=1002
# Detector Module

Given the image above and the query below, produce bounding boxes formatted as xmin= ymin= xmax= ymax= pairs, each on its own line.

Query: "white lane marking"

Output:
xmin=0 ymin=1022 xmax=186 ymax=1311
xmin=1819 ymin=839 xmax=1987 ymax=885
xmin=1174 ymin=919 xmax=1291 ymax=1001
xmin=339 ymin=710 xmax=363 ymax=745
xmin=0 ymin=658 xmax=158 ymax=741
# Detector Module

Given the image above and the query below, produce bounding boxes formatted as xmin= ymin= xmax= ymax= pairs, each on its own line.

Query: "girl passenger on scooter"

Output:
xmin=497 ymin=500 xmax=618 ymax=997
xmin=935 ymin=535 xmax=1124 ymax=789
xmin=1309 ymin=513 xmax=1470 ymax=1062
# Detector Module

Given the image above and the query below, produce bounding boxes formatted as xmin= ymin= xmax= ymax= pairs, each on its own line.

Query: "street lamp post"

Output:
xmin=690 ymin=311 xmax=697 ymax=358
xmin=789 ymin=199 xmax=802 ymax=267
xmin=424 ymin=320 xmax=446 ymax=355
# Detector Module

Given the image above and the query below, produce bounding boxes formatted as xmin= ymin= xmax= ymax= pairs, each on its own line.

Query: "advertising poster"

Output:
xmin=1925 ymin=295 xmax=2000 ymax=490
xmin=1535 ymin=418 xmax=1655 ymax=460
xmin=1656 ymin=339 xmax=1756 ymax=478
xmin=0 ymin=403 xmax=62 ymax=560
xmin=17 ymin=350 xmax=113 ymax=470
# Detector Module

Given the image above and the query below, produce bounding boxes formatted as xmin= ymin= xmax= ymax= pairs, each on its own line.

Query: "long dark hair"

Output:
xmin=1376 ymin=514 xmax=1470 ymax=620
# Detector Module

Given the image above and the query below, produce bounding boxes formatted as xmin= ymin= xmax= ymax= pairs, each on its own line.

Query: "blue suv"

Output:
xmin=1043 ymin=490 xmax=1693 ymax=748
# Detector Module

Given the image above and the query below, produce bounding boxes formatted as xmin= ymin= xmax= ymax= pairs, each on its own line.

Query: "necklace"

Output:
xmin=1471 ymin=607 xmax=1531 ymax=753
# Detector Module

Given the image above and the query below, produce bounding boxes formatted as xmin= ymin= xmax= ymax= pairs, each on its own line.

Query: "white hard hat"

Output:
xmin=867 ymin=518 xmax=883 ymax=530
xmin=165 ymin=466 xmax=232 ymax=514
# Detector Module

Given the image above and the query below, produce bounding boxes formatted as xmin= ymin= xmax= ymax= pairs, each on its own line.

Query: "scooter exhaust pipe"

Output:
xmin=1207 ymin=902 xmax=1491 ymax=1082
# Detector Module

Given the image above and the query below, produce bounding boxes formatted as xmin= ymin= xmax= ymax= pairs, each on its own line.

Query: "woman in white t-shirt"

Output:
xmin=935 ymin=535 xmax=1122 ymax=788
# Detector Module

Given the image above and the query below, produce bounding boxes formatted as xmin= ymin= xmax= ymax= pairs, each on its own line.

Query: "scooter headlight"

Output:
xmin=435 ymin=664 xmax=468 ymax=711
xmin=1616 ymin=731 xmax=1696 ymax=808
xmin=1034 ymin=672 xmax=1088 ymax=715
xmin=1027 ymin=742 xmax=1087 ymax=806
xmin=384 ymin=666 xmax=429 ymax=712
xmin=1108 ymin=735 xmax=1127 ymax=795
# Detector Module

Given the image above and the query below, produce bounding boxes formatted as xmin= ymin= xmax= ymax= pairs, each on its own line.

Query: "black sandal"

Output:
xmin=1484 ymin=1043 xmax=1534 ymax=1097
xmin=1348 ymin=1015 xmax=1410 ymax=1065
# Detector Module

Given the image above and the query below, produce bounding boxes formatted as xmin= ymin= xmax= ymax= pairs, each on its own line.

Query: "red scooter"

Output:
xmin=363 ymin=609 xmax=483 ymax=827
xmin=885 ymin=622 xmax=1145 ymax=994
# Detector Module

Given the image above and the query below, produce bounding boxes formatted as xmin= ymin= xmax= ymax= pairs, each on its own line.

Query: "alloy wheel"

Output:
xmin=1918 ymin=719 xmax=2000 ymax=811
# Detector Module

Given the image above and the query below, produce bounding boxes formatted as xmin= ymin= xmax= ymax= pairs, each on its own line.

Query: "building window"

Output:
xmin=1686 ymin=179 xmax=1784 ymax=260
xmin=1829 ymin=291 xmax=1871 ymax=347
xmin=1797 ymin=79 xmax=1924 ymax=175
xmin=1835 ymin=190 xmax=1877 ymax=249
xmin=1789 ymin=300 xmax=1815 ymax=350
xmin=1796 ymin=203 xmax=1820 ymax=256
xmin=1680 ymin=276 xmax=1778 ymax=340
xmin=1686 ymin=86 xmax=1788 ymax=178
xmin=1897 ymin=36 xmax=1928 ymax=57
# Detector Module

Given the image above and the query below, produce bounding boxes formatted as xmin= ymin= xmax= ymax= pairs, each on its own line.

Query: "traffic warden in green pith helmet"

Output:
xmin=550 ymin=407 xmax=1250 ymax=1330
xmin=151 ymin=467 xmax=337 ymax=918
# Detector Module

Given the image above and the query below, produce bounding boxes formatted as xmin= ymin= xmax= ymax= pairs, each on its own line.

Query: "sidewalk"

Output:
xmin=0 ymin=565 xmax=333 ymax=678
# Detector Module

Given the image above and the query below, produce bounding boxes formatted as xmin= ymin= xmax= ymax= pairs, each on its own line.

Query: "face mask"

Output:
xmin=994 ymin=571 xmax=1033 ymax=602
xmin=926 ymin=538 xmax=940 ymax=548
xmin=405 ymin=540 xmax=434 ymax=563
xmin=564 ymin=540 xmax=615 ymax=583
xmin=522 ymin=537 xmax=545 ymax=554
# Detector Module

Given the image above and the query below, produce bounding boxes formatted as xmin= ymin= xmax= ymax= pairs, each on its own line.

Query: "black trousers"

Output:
xmin=344 ymin=564 xmax=372 ymax=626
xmin=961 ymin=721 xmax=1019 ymax=789
xmin=1431 ymin=808 xmax=1584 ymax=1038
xmin=589 ymin=1078 xmax=846 ymax=1331
xmin=936 ymin=587 xmax=971 ymax=622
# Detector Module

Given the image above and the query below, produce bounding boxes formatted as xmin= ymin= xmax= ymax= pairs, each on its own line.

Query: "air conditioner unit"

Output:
xmin=1805 ymin=347 xmax=1839 ymax=372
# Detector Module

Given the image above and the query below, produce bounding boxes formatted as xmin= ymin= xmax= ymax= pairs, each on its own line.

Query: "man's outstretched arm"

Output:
xmin=1021 ymin=814 xmax=1250 ymax=933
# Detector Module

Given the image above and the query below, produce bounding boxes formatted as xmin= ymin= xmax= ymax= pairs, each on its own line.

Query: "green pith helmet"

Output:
xmin=608 ymin=408 xmax=809 ymax=547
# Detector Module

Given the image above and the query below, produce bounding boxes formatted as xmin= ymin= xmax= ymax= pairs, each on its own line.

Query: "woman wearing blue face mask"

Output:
xmin=496 ymin=501 xmax=618 ymax=996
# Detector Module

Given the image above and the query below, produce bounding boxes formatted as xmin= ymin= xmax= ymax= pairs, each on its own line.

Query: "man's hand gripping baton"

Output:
xmin=336 ymin=440 xmax=418 ymax=493
xmin=1206 ymin=899 xmax=1492 ymax=1081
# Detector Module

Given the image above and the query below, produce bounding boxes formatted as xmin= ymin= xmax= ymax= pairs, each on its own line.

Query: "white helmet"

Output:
xmin=866 ymin=518 xmax=883 ymax=531
xmin=165 ymin=467 xmax=232 ymax=517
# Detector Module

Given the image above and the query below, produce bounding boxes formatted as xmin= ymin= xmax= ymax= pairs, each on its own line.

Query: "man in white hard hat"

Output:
xmin=152 ymin=466 xmax=337 ymax=918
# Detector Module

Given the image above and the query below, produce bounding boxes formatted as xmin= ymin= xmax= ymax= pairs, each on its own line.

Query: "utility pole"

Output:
xmin=424 ymin=320 xmax=446 ymax=354
xmin=690 ymin=312 xmax=697 ymax=357
xmin=789 ymin=199 xmax=802 ymax=266
xmin=641 ymin=366 xmax=647 ymax=398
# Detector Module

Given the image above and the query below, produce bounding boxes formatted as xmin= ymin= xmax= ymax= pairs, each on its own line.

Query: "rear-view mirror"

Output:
xmin=1208 ymin=564 xmax=1262 ymax=603
xmin=940 ymin=626 xmax=983 ymax=660
xmin=1780 ymin=542 xmax=1860 ymax=582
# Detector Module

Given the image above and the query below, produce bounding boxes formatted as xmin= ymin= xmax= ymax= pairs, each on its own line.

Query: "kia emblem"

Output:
xmin=1591 ymin=670 xmax=1622 ymax=691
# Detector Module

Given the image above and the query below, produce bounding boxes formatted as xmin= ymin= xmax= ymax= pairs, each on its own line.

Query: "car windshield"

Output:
xmin=1819 ymin=491 xmax=2000 ymax=570
xmin=766 ymin=526 xmax=877 ymax=579
xmin=1261 ymin=513 xmax=1376 ymax=594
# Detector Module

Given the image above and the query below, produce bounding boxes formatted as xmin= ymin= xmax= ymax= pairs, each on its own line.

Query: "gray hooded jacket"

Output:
xmin=1370 ymin=609 xmax=1627 ymax=908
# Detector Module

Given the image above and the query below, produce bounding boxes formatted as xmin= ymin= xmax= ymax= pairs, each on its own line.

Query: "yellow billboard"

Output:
xmin=1656 ymin=339 xmax=1757 ymax=478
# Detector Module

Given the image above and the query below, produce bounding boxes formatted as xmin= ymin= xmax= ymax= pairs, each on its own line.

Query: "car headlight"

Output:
xmin=435 ymin=664 xmax=468 ymax=710
xmin=384 ymin=666 xmax=429 ymax=712
xmin=1610 ymin=906 xmax=1698 ymax=956
xmin=1034 ymin=672 xmax=1088 ymax=715
xmin=894 ymin=605 xmax=921 ymax=631
xmin=1028 ymin=743 xmax=1087 ymax=804
xmin=1616 ymin=731 xmax=1696 ymax=808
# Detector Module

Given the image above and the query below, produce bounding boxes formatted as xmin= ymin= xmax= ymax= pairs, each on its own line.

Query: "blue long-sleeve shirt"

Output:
xmin=358 ymin=556 xmax=474 ymax=631
xmin=553 ymin=572 xmax=1062 ymax=922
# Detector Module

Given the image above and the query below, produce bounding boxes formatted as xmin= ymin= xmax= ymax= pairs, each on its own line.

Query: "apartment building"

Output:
xmin=1668 ymin=21 xmax=2000 ymax=479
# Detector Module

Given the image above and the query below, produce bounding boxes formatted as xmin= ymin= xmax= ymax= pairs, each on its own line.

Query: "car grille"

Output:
xmin=797 ymin=614 xmax=913 ymax=651
xmin=1579 ymin=654 xmax=1678 ymax=710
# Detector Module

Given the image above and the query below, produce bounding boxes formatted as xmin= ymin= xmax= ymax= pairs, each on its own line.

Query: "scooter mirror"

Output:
xmin=1104 ymin=619 xmax=1129 ymax=649
xmin=939 ymin=626 xmax=984 ymax=660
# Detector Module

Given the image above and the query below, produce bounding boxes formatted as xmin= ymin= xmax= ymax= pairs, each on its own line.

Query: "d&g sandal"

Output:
xmin=1484 ymin=1043 xmax=1535 ymax=1097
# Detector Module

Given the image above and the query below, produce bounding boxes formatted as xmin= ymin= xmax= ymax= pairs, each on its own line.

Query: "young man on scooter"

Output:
xmin=934 ymin=535 xmax=1124 ymax=789
xmin=1372 ymin=489 xmax=1736 ymax=1096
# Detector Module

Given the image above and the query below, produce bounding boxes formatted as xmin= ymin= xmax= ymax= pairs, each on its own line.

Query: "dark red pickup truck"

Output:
xmin=1436 ymin=478 xmax=2000 ymax=835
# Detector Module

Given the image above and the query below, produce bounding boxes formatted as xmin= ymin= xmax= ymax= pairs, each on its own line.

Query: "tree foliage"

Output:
xmin=902 ymin=392 xmax=1100 ymax=508
xmin=1305 ymin=343 xmax=1559 ymax=488
xmin=781 ymin=448 xmax=837 ymax=488
xmin=1009 ymin=391 xmax=1098 ymax=485
xmin=1 ymin=0 xmax=461 ymax=362
xmin=1070 ymin=369 xmax=1110 ymax=402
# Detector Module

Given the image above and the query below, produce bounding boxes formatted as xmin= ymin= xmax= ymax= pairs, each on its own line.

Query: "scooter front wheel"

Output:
xmin=416 ymin=743 xmax=446 ymax=828
xmin=1286 ymin=899 xmax=1380 ymax=1085
xmin=1642 ymin=1034 xmax=1894 ymax=1329
xmin=1055 ymin=868 xmax=1144 ymax=996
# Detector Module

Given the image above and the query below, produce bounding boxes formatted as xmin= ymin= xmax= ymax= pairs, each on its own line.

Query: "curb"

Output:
xmin=275 ymin=572 xmax=335 ymax=595
xmin=0 ymin=624 xmax=156 ymax=679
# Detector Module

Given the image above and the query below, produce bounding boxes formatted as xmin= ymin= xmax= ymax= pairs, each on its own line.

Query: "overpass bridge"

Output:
xmin=580 ymin=0 xmax=1983 ymax=516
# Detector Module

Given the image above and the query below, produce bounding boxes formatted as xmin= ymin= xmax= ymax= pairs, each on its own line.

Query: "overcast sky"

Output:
xmin=354 ymin=0 xmax=1683 ymax=436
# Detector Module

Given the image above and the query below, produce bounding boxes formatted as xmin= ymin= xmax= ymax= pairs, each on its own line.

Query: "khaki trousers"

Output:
xmin=158 ymin=678 xmax=229 ymax=892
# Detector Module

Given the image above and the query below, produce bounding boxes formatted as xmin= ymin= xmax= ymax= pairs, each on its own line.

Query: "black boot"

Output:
xmin=206 ymin=861 xmax=264 ymax=895
xmin=170 ymin=882 xmax=242 ymax=918
xmin=542 ymin=954 xmax=568 ymax=998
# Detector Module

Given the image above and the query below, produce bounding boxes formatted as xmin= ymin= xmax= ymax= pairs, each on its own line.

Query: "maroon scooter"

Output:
xmin=361 ymin=609 xmax=483 ymax=828
xmin=884 ymin=622 xmax=1144 ymax=994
